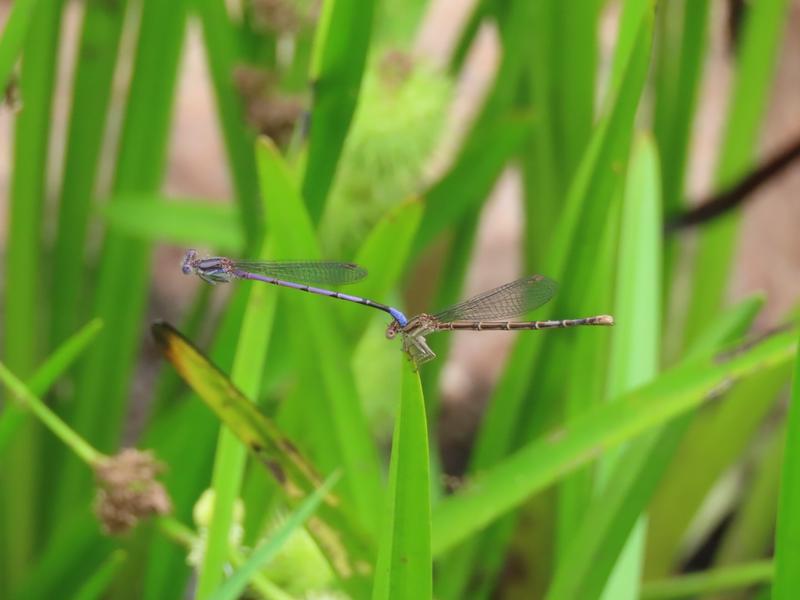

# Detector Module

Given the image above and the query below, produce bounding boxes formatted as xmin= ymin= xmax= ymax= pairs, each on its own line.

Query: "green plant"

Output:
xmin=1 ymin=0 xmax=798 ymax=597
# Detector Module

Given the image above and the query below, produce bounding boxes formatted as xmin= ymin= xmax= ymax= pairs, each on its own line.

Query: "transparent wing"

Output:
xmin=433 ymin=275 xmax=558 ymax=322
xmin=229 ymin=260 xmax=367 ymax=285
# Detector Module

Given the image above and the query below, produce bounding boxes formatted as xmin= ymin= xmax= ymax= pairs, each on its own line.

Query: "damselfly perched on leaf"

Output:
xmin=384 ymin=275 xmax=614 ymax=366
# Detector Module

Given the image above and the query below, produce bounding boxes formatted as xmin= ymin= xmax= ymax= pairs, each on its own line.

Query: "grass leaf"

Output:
xmin=257 ymin=137 xmax=383 ymax=535
xmin=373 ymin=360 xmax=431 ymax=600
xmin=50 ymin=0 xmax=127 ymax=347
xmin=100 ymin=195 xmax=243 ymax=251
xmin=0 ymin=319 xmax=103 ymax=455
xmin=303 ymin=0 xmax=377 ymax=221
xmin=194 ymin=0 xmax=262 ymax=248
xmin=549 ymin=133 xmax=663 ymax=600
xmin=432 ymin=327 xmax=797 ymax=556
xmin=151 ymin=322 xmax=373 ymax=583
xmin=73 ymin=550 xmax=127 ymax=600
xmin=0 ymin=0 xmax=39 ymax=92
xmin=641 ymin=561 xmax=773 ymax=599
xmin=210 ymin=472 xmax=341 ymax=600
xmin=683 ymin=0 xmax=791 ymax=347
xmin=773 ymin=330 xmax=800 ymax=597
xmin=194 ymin=232 xmax=277 ymax=595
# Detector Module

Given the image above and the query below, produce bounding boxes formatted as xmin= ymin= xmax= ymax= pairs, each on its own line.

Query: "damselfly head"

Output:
xmin=386 ymin=321 xmax=401 ymax=339
xmin=182 ymin=249 xmax=198 ymax=275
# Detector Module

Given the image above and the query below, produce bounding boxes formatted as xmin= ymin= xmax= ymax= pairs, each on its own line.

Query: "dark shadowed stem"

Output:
xmin=667 ymin=134 xmax=800 ymax=232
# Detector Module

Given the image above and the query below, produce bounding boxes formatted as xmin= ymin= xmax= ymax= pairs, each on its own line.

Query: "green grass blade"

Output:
xmin=644 ymin=295 xmax=782 ymax=578
xmin=2 ymin=0 xmax=64 ymax=588
xmin=551 ymin=0 xmax=600 ymax=183
xmin=773 ymin=330 xmax=800 ymax=598
xmin=0 ymin=359 xmax=103 ymax=468
xmin=605 ymin=0 xmax=652 ymax=104
xmin=603 ymin=133 xmax=662 ymax=597
xmin=549 ymin=418 xmax=691 ymax=600
xmin=683 ymin=0 xmax=790 ymax=347
xmin=73 ymin=550 xmax=127 ymax=600
xmin=431 ymin=328 xmax=798 ymax=556
xmin=682 ymin=295 xmax=765 ymax=362
xmin=477 ymin=3 xmax=654 ymax=469
xmin=0 ymin=319 xmax=103 ymax=455
xmin=372 ymin=360 xmax=431 ymax=600
xmin=374 ymin=0 xmax=428 ymax=45
xmin=194 ymin=0 xmax=262 ymax=248
xmin=257 ymin=138 xmax=383 ymax=533
xmin=50 ymin=0 xmax=127 ymax=347
xmin=344 ymin=197 xmax=422 ymax=333
xmin=415 ymin=0 xmax=544 ymax=257
xmin=210 ymin=472 xmax=341 ymax=600
xmin=653 ymin=0 xmax=711 ymax=217
xmin=194 ymin=255 xmax=277 ymax=596
xmin=303 ymin=0 xmax=376 ymax=221
xmin=555 ymin=184 xmax=621 ymax=562
xmin=646 ymin=358 xmax=790 ymax=576
xmin=551 ymin=297 xmax=766 ymax=600
xmin=412 ymin=115 xmax=530 ymax=255
xmin=12 ymin=515 xmax=113 ymax=600
xmin=641 ymin=561 xmax=773 ymax=599
xmin=4 ymin=0 xmax=62 ymax=376
xmin=100 ymin=195 xmax=243 ymax=252
xmin=435 ymin=14 xmax=655 ymax=595
xmin=58 ymin=0 xmax=189 ymax=515
xmin=0 ymin=0 xmax=39 ymax=93
xmin=563 ymin=134 xmax=662 ymax=600
xmin=419 ymin=207 xmax=481 ymax=422
xmin=716 ymin=420 xmax=786 ymax=566
xmin=447 ymin=0 xmax=488 ymax=74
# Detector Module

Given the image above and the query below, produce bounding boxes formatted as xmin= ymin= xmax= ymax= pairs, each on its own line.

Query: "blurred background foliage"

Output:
xmin=2 ymin=0 xmax=800 ymax=598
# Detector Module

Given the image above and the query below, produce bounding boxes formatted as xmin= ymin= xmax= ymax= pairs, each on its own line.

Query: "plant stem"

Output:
xmin=0 ymin=362 xmax=104 ymax=466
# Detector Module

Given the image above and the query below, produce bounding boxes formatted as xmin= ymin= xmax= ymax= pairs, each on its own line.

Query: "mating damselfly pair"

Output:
xmin=182 ymin=249 xmax=614 ymax=366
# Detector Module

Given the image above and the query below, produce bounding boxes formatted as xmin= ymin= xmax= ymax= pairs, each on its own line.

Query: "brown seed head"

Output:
xmin=93 ymin=448 xmax=172 ymax=535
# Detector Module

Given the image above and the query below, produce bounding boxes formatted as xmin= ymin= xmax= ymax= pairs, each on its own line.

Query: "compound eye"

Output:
xmin=182 ymin=264 xmax=192 ymax=275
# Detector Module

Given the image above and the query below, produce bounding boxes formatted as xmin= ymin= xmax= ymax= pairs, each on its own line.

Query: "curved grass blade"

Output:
xmin=345 ymin=198 xmax=423 ymax=333
xmin=50 ymin=0 xmax=127 ymax=348
xmin=100 ymin=195 xmax=243 ymax=252
xmin=151 ymin=322 xmax=373 ymax=586
xmin=194 ymin=237 xmax=279 ymax=597
xmin=194 ymin=0 xmax=262 ymax=248
xmin=560 ymin=296 xmax=771 ymax=598
xmin=0 ymin=318 xmax=103 ymax=455
xmin=641 ymin=560 xmax=773 ymax=599
xmin=435 ymin=11 xmax=656 ymax=596
xmin=431 ymin=328 xmax=798 ymax=556
xmin=683 ymin=0 xmax=791 ymax=347
xmin=773 ymin=330 xmax=800 ymax=598
xmin=73 ymin=550 xmax=127 ymax=600
xmin=210 ymin=472 xmax=341 ymax=600
xmin=548 ymin=134 xmax=662 ymax=600
xmin=715 ymin=418 xmax=786 ymax=566
xmin=257 ymin=137 xmax=383 ymax=535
